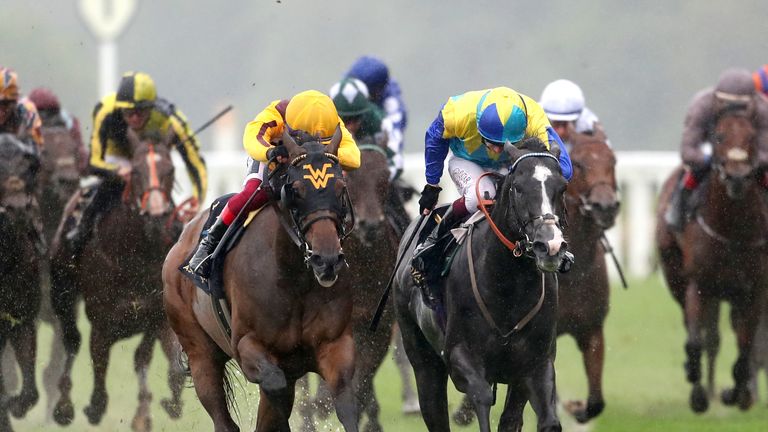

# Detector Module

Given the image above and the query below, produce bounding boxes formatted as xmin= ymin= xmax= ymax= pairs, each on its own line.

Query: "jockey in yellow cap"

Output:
xmin=188 ymin=90 xmax=360 ymax=277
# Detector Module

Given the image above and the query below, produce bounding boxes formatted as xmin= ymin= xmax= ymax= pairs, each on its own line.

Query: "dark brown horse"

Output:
xmin=49 ymin=133 xmax=186 ymax=430
xmin=0 ymin=134 xmax=42 ymax=431
xmin=657 ymin=112 xmax=768 ymax=412
xmin=297 ymin=139 xmax=400 ymax=432
xmin=555 ymin=134 xmax=619 ymax=422
xmin=37 ymin=124 xmax=84 ymax=418
xmin=164 ymin=129 xmax=360 ymax=432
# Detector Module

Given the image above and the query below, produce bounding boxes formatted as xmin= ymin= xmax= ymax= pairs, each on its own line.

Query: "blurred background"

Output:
xmin=3 ymin=2 xmax=768 ymax=430
xmin=4 ymin=0 xmax=767 ymax=277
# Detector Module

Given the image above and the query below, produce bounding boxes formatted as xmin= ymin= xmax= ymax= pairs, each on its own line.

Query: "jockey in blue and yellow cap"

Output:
xmin=411 ymin=87 xmax=572 ymax=300
xmin=421 ymin=86 xmax=571 ymax=216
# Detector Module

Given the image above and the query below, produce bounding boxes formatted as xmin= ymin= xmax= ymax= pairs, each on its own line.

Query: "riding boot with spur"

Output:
xmin=189 ymin=217 xmax=228 ymax=278
xmin=411 ymin=207 xmax=462 ymax=305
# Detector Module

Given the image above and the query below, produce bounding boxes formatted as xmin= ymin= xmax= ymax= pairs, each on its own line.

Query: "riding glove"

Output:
xmin=267 ymin=145 xmax=289 ymax=161
xmin=418 ymin=184 xmax=442 ymax=214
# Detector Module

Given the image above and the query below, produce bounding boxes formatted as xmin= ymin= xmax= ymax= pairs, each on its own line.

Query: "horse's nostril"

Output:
xmin=560 ymin=241 xmax=568 ymax=251
xmin=533 ymin=241 xmax=548 ymax=255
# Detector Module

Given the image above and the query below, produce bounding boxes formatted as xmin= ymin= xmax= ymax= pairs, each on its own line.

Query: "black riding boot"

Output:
xmin=665 ymin=184 xmax=693 ymax=233
xmin=411 ymin=207 xmax=463 ymax=305
xmin=65 ymin=181 xmax=118 ymax=255
xmin=189 ymin=217 xmax=228 ymax=278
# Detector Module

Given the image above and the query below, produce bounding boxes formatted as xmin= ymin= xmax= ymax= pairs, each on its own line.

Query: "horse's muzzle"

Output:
xmin=532 ymin=220 xmax=567 ymax=273
xmin=309 ymin=252 xmax=346 ymax=287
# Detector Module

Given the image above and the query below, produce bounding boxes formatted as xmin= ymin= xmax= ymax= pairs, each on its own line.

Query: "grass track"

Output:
xmin=9 ymin=273 xmax=768 ymax=431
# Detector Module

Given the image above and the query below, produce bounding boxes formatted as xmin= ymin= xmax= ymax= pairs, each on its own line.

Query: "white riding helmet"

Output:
xmin=539 ymin=79 xmax=585 ymax=121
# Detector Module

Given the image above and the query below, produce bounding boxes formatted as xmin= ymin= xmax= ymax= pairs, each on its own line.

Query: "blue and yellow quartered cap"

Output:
xmin=476 ymin=87 xmax=527 ymax=144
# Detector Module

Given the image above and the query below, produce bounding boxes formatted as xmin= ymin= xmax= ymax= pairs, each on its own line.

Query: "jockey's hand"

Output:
xmin=418 ymin=184 xmax=442 ymax=215
xmin=117 ymin=165 xmax=132 ymax=183
xmin=267 ymin=146 xmax=289 ymax=164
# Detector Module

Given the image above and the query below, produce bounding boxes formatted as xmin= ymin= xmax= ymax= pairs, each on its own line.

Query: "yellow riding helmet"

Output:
xmin=0 ymin=67 xmax=20 ymax=101
xmin=285 ymin=90 xmax=340 ymax=141
xmin=115 ymin=71 xmax=157 ymax=109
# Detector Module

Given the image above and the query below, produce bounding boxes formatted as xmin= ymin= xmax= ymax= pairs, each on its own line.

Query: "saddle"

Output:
xmin=179 ymin=193 xmax=266 ymax=299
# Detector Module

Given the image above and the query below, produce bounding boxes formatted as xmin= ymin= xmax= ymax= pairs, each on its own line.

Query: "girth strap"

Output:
xmin=467 ymin=224 xmax=545 ymax=338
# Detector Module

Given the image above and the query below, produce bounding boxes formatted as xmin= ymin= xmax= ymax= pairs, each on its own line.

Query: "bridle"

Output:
xmin=280 ymin=151 xmax=355 ymax=265
xmin=476 ymin=152 xmax=561 ymax=258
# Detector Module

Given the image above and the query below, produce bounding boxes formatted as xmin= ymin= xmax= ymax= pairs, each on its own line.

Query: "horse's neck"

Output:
xmin=703 ymin=180 xmax=767 ymax=237
xmin=473 ymin=221 xmax=531 ymax=279
xmin=564 ymin=199 xmax=604 ymax=258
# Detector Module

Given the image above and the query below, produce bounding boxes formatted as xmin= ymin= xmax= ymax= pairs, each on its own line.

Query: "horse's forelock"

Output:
xmin=516 ymin=137 xmax=548 ymax=153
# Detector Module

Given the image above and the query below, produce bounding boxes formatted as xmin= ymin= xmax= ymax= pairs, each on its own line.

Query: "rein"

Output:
xmin=476 ymin=172 xmax=521 ymax=255
xmin=466 ymin=222 xmax=546 ymax=338
xmin=695 ymin=213 xmax=767 ymax=249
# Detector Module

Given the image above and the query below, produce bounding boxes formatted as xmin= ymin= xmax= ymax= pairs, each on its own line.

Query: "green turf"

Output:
xmin=9 ymin=273 xmax=768 ymax=431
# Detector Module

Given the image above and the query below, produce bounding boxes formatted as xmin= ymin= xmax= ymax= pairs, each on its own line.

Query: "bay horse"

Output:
xmin=0 ymin=134 xmax=42 ymax=431
xmin=49 ymin=132 xmax=187 ymax=430
xmin=395 ymin=138 xmax=568 ymax=432
xmin=297 ymin=139 xmax=400 ymax=432
xmin=163 ymin=128 xmax=360 ymax=432
xmin=656 ymin=111 xmax=768 ymax=412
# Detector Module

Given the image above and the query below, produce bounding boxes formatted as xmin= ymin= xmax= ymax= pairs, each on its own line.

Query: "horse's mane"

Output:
xmin=516 ymin=136 xmax=549 ymax=153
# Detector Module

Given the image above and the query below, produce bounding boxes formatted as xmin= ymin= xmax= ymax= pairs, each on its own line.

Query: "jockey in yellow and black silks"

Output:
xmin=188 ymin=89 xmax=360 ymax=277
xmin=66 ymin=71 xmax=208 ymax=253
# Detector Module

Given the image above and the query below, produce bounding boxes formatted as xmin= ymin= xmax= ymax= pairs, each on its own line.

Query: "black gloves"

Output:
xmin=267 ymin=146 xmax=289 ymax=161
xmin=418 ymin=184 xmax=442 ymax=215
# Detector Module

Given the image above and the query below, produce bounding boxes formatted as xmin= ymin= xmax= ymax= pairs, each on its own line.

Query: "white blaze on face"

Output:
xmin=532 ymin=165 xmax=565 ymax=256
xmin=533 ymin=165 xmax=553 ymax=215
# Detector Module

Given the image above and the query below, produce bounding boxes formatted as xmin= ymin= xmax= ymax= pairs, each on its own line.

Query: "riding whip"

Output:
xmin=600 ymin=232 xmax=628 ymax=289
xmin=178 ymin=105 xmax=234 ymax=147
xmin=369 ymin=213 xmax=427 ymax=332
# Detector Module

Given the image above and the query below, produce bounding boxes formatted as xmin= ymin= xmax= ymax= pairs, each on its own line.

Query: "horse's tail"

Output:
xmin=177 ymin=351 xmax=246 ymax=424
xmin=224 ymin=360 xmax=247 ymax=424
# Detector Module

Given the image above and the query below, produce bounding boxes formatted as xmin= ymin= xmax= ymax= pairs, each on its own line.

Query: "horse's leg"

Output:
xmin=50 ymin=260 xmax=81 ymax=426
xmin=315 ymin=333 xmax=359 ymax=432
xmin=683 ymin=281 xmax=709 ymax=413
xmin=448 ymin=344 xmax=492 ymax=432
xmin=158 ymin=325 xmax=185 ymax=419
xmin=131 ymin=331 xmax=157 ymax=432
xmin=42 ymin=317 xmax=66 ymax=422
xmin=255 ymin=380 xmax=296 ymax=432
xmin=393 ymin=327 xmax=420 ymax=414
xmin=721 ymin=297 xmax=761 ymax=410
xmin=0 ymin=335 xmax=11 ymax=432
xmin=313 ymin=379 xmax=334 ymax=420
xmin=1 ymin=346 xmax=18 ymax=394
xmin=703 ymin=301 xmax=721 ymax=398
xmin=295 ymin=375 xmax=317 ymax=432
xmin=399 ymin=318 xmax=449 ymax=431
xmin=83 ymin=325 xmax=117 ymax=425
xmin=6 ymin=320 xmax=39 ymax=418
xmin=238 ymin=334 xmax=286 ymax=392
xmin=498 ymin=378 xmax=529 ymax=432
xmin=565 ymin=327 xmax=605 ymax=423
xmin=525 ymin=358 xmax=562 ymax=432
xmin=352 ymin=322 xmax=390 ymax=432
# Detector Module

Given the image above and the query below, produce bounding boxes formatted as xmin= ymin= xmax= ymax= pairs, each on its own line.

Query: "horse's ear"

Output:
xmin=504 ymin=140 xmax=523 ymax=162
xmin=549 ymin=140 xmax=561 ymax=160
xmin=281 ymin=128 xmax=302 ymax=159
xmin=326 ymin=124 xmax=342 ymax=156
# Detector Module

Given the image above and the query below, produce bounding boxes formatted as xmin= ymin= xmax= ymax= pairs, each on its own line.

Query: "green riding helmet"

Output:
xmin=329 ymin=78 xmax=373 ymax=117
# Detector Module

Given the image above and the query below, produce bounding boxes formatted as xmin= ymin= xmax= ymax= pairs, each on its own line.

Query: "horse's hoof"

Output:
xmin=53 ymin=399 xmax=74 ymax=425
xmin=721 ymin=387 xmax=754 ymax=410
xmin=131 ymin=413 xmax=152 ymax=432
xmin=363 ymin=421 xmax=383 ymax=432
xmin=452 ymin=405 xmax=475 ymax=426
xmin=161 ymin=398 xmax=182 ymax=419
xmin=84 ymin=403 xmax=106 ymax=425
xmin=8 ymin=392 xmax=39 ymax=418
xmin=690 ymin=385 xmax=709 ymax=413
xmin=401 ymin=398 xmax=420 ymax=415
